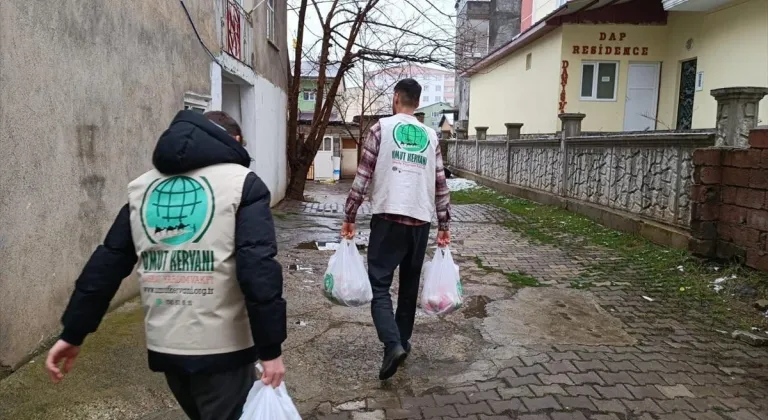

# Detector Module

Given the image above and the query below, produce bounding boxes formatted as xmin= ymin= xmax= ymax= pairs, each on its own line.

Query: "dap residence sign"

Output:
xmin=572 ymin=32 xmax=649 ymax=57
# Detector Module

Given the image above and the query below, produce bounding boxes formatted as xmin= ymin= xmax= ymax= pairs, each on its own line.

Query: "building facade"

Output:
xmin=454 ymin=0 xmax=522 ymax=123
xmin=417 ymin=102 xmax=457 ymax=131
xmin=0 ymin=0 xmax=289 ymax=373
xmin=466 ymin=0 xmax=768 ymax=134
xmin=365 ymin=65 xmax=455 ymax=108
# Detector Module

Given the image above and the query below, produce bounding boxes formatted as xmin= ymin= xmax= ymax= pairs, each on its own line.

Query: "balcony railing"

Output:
xmin=217 ymin=0 xmax=253 ymax=67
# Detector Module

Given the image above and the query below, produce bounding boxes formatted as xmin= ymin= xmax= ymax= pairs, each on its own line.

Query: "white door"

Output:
xmin=314 ymin=136 xmax=334 ymax=180
xmin=623 ymin=63 xmax=660 ymax=131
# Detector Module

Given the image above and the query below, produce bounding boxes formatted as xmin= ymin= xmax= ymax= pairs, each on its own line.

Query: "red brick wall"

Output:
xmin=690 ymin=127 xmax=768 ymax=271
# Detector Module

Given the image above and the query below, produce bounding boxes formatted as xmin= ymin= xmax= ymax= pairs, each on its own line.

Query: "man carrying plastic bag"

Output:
xmin=421 ymin=248 xmax=463 ymax=315
xmin=343 ymin=78 xmax=451 ymax=380
xmin=323 ymin=239 xmax=373 ymax=306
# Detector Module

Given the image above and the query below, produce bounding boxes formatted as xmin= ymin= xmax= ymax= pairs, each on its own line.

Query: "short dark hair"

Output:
xmin=394 ymin=78 xmax=422 ymax=108
xmin=204 ymin=111 xmax=246 ymax=145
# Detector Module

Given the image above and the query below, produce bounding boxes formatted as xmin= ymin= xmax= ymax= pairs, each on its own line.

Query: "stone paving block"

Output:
xmin=422 ymin=405 xmax=458 ymax=418
xmin=621 ymin=398 xmax=664 ymax=414
xmin=686 ymin=413 xmax=726 ymax=420
xmin=522 ymin=396 xmax=562 ymax=411
xmin=488 ymin=398 xmax=526 ymax=414
xmin=466 ymin=391 xmax=500 ymax=404
xmin=550 ymin=412 xmax=588 ymax=420
xmin=718 ymin=397 xmax=758 ymax=410
xmin=630 ymin=372 xmax=666 ymax=385
xmin=723 ymin=410 xmax=762 ymax=420
xmin=456 ymin=402 xmax=493 ymax=416
xmin=690 ymin=374 xmax=723 ymax=385
xmin=655 ymin=413 xmax=693 ymax=420
xmin=522 ymin=354 xmax=552 ymax=366
xmin=318 ymin=414 xmax=351 ymax=420
xmin=402 ymin=396 xmax=436 ymax=409
xmin=688 ymin=363 xmax=721 ymax=374
xmin=516 ymin=365 xmax=548 ymax=376
xmin=656 ymin=384 xmax=695 ymax=399
xmin=594 ymin=385 xmax=633 ymax=400
xmin=538 ymin=374 xmax=575 ymax=385
xmin=497 ymin=368 xmax=519 ymax=378
xmin=529 ymin=384 xmax=567 ymax=397
xmin=632 ymin=361 xmax=666 ymax=372
xmin=637 ymin=352 xmax=670 ymax=361
xmin=567 ymin=372 xmax=605 ymax=385
xmin=656 ymin=398 xmax=695 ymax=412
xmin=573 ymin=360 xmax=607 ymax=372
xmin=589 ymin=415 xmax=620 ymax=420
xmin=577 ymin=352 xmax=610 ymax=361
xmin=477 ymin=416 xmax=510 ymax=420
xmin=505 ymin=376 xmax=542 ymax=388
xmin=626 ymin=385 xmax=666 ymax=399
xmin=661 ymin=361 xmax=692 ymax=372
xmin=498 ymin=386 xmax=534 ymax=399
xmin=544 ymin=361 xmax=579 ymax=374
xmin=589 ymin=399 xmax=627 ymax=414
xmin=551 ymin=351 xmax=581 ymax=361
xmin=605 ymin=352 xmax=639 ymax=362
xmin=476 ymin=380 xmax=506 ymax=392
xmin=603 ymin=361 xmax=638 ymax=372
xmin=686 ymin=397 xmax=728 ymax=412
xmin=518 ymin=415 xmax=551 ymax=420
xmin=434 ymin=393 xmax=468 ymax=406
xmin=598 ymin=371 xmax=637 ymax=385
xmin=385 ymin=408 xmax=421 ymax=419
xmin=564 ymin=385 xmax=599 ymax=398
xmin=352 ymin=411 xmax=386 ymax=420
xmin=660 ymin=372 xmax=697 ymax=386
xmin=687 ymin=386 xmax=726 ymax=398
xmin=555 ymin=395 xmax=597 ymax=411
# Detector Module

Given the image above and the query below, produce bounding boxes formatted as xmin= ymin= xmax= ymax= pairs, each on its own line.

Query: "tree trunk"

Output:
xmin=286 ymin=161 xmax=311 ymax=200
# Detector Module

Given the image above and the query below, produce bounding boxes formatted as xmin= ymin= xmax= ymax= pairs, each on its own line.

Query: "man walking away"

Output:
xmin=342 ymin=79 xmax=451 ymax=380
xmin=46 ymin=110 xmax=287 ymax=420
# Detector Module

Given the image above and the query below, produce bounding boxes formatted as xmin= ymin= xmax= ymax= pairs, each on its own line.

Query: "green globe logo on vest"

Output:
xmin=142 ymin=176 xmax=214 ymax=245
xmin=392 ymin=123 xmax=430 ymax=167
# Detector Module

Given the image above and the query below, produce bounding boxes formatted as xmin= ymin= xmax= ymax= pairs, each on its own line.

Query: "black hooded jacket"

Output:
xmin=60 ymin=111 xmax=287 ymax=374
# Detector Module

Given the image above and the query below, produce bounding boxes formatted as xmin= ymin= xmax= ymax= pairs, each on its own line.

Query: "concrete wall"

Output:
xmin=469 ymin=29 xmax=564 ymax=134
xmin=247 ymin=0 xmax=290 ymax=91
xmin=657 ymin=1 xmax=768 ymax=130
xmin=0 ymin=0 xmax=216 ymax=371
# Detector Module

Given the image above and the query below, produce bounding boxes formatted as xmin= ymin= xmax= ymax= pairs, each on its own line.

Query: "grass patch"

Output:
xmin=474 ymin=257 xmax=541 ymax=287
xmin=272 ymin=211 xmax=289 ymax=221
xmin=454 ymin=187 xmax=768 ymax=330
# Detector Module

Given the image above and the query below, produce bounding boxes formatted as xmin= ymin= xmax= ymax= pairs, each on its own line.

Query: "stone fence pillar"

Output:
xmin=711 ymin=87 xmax=768 ymax=148
xmin=505 ymin=123 xmax=523 ymax=141
xmin=505 ymin=123 xmax=523 ymax=184
xmin=558 ymin=113 xmax=586 ymax=197
xmin=456 ymin=120 xmax=469 ymax=140
xmin=559 ymin=113 xmax=586 ymax=138
xmin=475 ymin=126 xmax=489 ymax=140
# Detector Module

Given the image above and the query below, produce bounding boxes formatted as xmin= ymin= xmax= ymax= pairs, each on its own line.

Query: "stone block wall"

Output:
xmin=690 ymin=127 xmax=768 ymax=270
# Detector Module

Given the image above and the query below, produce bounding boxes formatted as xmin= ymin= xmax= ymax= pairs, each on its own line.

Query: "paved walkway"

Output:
xmin=1 ymin=179 xmax=768 ymax=420
xmin=279 ymin=181 xmax=768 ymax=420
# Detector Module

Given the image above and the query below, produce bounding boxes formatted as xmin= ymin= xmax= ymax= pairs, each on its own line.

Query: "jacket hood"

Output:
xmin=152 ymin=110 xmax=251 ymax=175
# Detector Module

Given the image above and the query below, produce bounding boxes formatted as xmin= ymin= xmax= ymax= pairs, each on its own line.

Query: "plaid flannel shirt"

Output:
xmin=344 ymin=121 xmax=451 ymax=231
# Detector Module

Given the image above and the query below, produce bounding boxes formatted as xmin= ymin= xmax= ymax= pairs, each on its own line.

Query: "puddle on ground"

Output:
xmin=295 ymin=241 xmax=367 ymax=251
xmin=463 ymin=295 xmax=492 ymax=319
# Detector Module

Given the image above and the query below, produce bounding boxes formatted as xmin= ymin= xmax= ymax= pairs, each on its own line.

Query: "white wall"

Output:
xmin=222 ymin=83 xmax=243 ymax=123
xmin=242 ymin=77 xmax=288 ymax=206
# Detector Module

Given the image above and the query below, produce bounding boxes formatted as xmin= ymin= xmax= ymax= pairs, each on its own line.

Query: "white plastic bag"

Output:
xmin=323 ymin=239 xmax=372 ymax=307
xmin=420 ymin=247 xmax=463 ymax=315
xmin=239 ymin=380 xmax=302 ymax=420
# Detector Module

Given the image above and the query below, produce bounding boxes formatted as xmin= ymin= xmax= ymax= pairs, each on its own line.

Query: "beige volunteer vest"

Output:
xmin=370 ymin=114 xmax=438 ymax=222
xmin=128 ymin=163 xmax=254 ymax=355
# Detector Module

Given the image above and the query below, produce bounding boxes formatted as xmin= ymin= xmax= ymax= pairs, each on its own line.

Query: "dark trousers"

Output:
xmin=368 ymin=215 xmax=431 ymax=351
xmin=165 ymin=364 xmax=256 ymax=420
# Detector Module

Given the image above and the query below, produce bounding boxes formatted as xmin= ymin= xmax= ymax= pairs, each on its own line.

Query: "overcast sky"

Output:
xmin=286 ymin=0 xmax=457 ymax=72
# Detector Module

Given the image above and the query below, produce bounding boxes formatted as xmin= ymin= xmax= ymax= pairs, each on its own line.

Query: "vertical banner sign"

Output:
xmin=559 ymin=60 xmax=569 ymax=114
